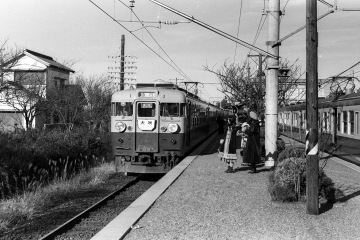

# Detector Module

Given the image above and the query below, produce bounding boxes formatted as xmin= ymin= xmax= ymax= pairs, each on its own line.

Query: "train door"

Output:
xmin=135 ymin=101 xmax=159 ymax=152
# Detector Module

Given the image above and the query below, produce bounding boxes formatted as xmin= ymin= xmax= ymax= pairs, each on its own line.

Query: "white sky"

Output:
xmin=1 ymin=0 xmax=360 ymax=101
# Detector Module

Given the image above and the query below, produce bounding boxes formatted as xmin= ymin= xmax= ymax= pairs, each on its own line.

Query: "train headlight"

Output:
xmin=160 ymin=126 xmax=167 ymax=132
xmin=115 ymin=122 xmax=127 ymax=132
xmin=168 ymin=123 xmax=179 ymax=133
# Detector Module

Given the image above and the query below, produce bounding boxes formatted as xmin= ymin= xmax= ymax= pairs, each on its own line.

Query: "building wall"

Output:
xmin=0 ymin=112 xmax=25 ymax=131
xmin=1 ymin=61 xmax=72 ymax=131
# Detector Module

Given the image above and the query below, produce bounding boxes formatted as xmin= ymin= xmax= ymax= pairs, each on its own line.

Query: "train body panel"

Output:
xmin=111 ymin=83 xmax=230 ymax=174
xmin=278 ymin=92 xmax=360 ymax=144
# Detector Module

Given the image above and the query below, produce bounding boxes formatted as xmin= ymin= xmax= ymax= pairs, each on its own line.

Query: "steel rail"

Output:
xmin=39 ymin=177 xmax=141 ymax=240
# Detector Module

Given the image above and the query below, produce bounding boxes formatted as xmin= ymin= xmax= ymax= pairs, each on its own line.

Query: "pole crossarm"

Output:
xmin=273 ymin=1 xmax=360 ymax=47
xmin=148 ymin=0 xmax=278 ymax=59
xmin=272 ymin=9 xmax=334 ymax=47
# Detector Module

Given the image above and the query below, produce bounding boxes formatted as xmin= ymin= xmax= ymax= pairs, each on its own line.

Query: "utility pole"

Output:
xmin=306 ymin=0 xmax=319 ymax=215
xmin=120 ymin=34 xmax=125 ymax=90
xmin=265 ymin=0 xmax=280 ymax=168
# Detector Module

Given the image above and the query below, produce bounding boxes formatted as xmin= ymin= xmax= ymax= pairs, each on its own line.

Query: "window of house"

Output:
xmin=55 ymin=78 xmax=66 ymax=88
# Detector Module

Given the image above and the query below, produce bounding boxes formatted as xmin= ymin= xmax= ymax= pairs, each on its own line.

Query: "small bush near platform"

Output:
xmin=268 ymin=157 xmax=340 ymax=203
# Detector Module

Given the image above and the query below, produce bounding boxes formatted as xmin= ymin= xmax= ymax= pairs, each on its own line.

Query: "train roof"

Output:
xmin=112 ymin=87 xmax=187 ymax=102
xmin=112 ymin=82 xmax=223 ymax=109
xmin=280 ymin=91 xmax=360 ymax=111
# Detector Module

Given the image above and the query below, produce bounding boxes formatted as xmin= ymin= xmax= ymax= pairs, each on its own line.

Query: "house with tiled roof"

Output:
xmin=0 ymin=49 xmax=81 ymax=131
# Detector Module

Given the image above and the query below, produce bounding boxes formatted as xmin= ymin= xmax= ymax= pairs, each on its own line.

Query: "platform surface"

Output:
xmin=97 ymin=134 xmax=360 ymax=240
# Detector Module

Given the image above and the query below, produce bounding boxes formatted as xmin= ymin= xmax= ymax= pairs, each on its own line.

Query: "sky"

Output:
xmin=1 ymin=0 xmax=360 ymax=101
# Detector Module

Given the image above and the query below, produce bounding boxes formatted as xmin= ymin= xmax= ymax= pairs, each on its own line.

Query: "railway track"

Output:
xmin=39 ymin=175 xmax=159 ymax=240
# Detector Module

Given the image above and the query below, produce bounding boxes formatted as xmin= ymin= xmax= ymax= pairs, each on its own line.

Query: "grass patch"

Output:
xmin=0 ymin=162 xmax=115 ymax=233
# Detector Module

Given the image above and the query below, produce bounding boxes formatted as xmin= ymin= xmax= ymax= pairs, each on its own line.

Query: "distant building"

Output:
xmin=0 ymin=49 xmax=84 ymax=131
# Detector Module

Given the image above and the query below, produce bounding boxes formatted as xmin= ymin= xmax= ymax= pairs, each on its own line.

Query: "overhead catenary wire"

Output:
xmin=233 ymin=0 xmax=244 ymax=62
xmin=321 ymin=60 xmax=360 ymax=85
xmin=88 ymin=0 xmax=192 ymax=82
xmin=148 ymin=0 xmax=277 ymax=59
xmin=116 ymin=0 xmax=193 ymax=82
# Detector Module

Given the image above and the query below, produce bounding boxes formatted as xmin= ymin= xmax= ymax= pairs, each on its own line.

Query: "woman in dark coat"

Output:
xmin=243 ymin=111 xmax=261 ymax=173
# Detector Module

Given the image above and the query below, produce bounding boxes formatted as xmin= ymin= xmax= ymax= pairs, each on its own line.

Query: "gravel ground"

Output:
xmin=124 ymin=137 xmax=360 ymax=240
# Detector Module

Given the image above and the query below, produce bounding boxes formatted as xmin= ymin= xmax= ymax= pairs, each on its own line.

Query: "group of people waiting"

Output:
xmin=217 ymin=110 xmax=261 ymax=174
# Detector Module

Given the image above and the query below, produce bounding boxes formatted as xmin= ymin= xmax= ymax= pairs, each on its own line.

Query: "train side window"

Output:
xmin=356 ymin=112 xmax=359 ymax=134
xmin=350 ymin=111 xmax=354 ymax=135
xmin=343 ymin=111 xmax=348 ymax=134
xmin=323 ymin=112 xmax=328 ymax=132
xmin=180 ymin=103 xmax=186 ymax=117
xmin=114 ymin=102 xmax=133 ymax=116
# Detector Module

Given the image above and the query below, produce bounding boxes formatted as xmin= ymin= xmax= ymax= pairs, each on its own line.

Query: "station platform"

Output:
xmin=92 ymin=133 xmax=360 ymax=240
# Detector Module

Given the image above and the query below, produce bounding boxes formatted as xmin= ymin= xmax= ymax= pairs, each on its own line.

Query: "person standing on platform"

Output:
xmin=216 ymin=115 xmax=225 ymax=134
xmin=218 ymin=117 xmax=237 ymax=173
xmin=235 ymin=111 xmax=248 ymax=165
xmin=243 ymin=111 xmax=261 ymax=174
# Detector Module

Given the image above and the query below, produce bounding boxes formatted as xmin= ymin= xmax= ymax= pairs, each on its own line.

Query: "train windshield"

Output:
xmin=160 ymin=103 xmax=186 ymax=117
xmin=112 ymin=102 xmax=133 ymax=116
xmin=138 ymin=102 xmax=156 ymax=117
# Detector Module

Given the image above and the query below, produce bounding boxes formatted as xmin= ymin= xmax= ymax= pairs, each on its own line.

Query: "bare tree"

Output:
xmin=46 ymin=84 xmax=87 ymax=130
xmin=204 ymin=59 xmax=303 ymax=117
xmin=0 ymin=72 xmax=47 ymax=129
xmin=0 ymin=39 xmax=22 ymax=85
xmin=74 ymin=75 xmax=113 ymax=130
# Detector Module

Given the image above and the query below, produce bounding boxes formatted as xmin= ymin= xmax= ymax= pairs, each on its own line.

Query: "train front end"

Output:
xmin=111 ymin=88 xmax=186 ymax=175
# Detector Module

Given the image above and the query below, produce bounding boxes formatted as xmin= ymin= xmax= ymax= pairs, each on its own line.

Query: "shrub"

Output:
xmin=268 ymin=157 xmax=340 ymax=203
xmin=277 ymin=146 xmax=306 ymax=163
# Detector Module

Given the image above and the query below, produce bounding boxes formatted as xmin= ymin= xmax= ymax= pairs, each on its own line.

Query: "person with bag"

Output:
xmin=243 ymin=111 xmax=261 ymax=173
xmin=218 ymin=117 xmax=237 ymax=173
xmin=235 ymin=110 xmax=248 ymax=165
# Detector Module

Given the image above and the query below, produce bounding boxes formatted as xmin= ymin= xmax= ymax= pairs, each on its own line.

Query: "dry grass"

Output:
xmin=0 ymin=162 xmax=115 ymax=232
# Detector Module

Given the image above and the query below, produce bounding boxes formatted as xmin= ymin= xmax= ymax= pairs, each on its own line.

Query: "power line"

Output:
xmin=88 ymin=0 xmax=192 ymax=82
xmin=233 ymin=0 xmax=244 ymax=62
xmin=148 ymin=0 xmax=277 ymax=59
xmin=321 ymin=60 xmax=360 ymax=85
xmin=116 ymin=0 xmax=192 ymax=82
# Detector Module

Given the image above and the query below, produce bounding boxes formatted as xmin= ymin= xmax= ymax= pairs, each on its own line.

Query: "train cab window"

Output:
xmin=113 ymin=102 xmax=133 ymax=116
xmin=160 ymin=103 xmax=179 ymax=117
xmin=138 ymin=103 xmax=156 ymax=117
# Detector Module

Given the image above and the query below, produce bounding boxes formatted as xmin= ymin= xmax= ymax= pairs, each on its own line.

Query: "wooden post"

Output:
xmin=306 ymin=0 xmax=319 ymax=215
